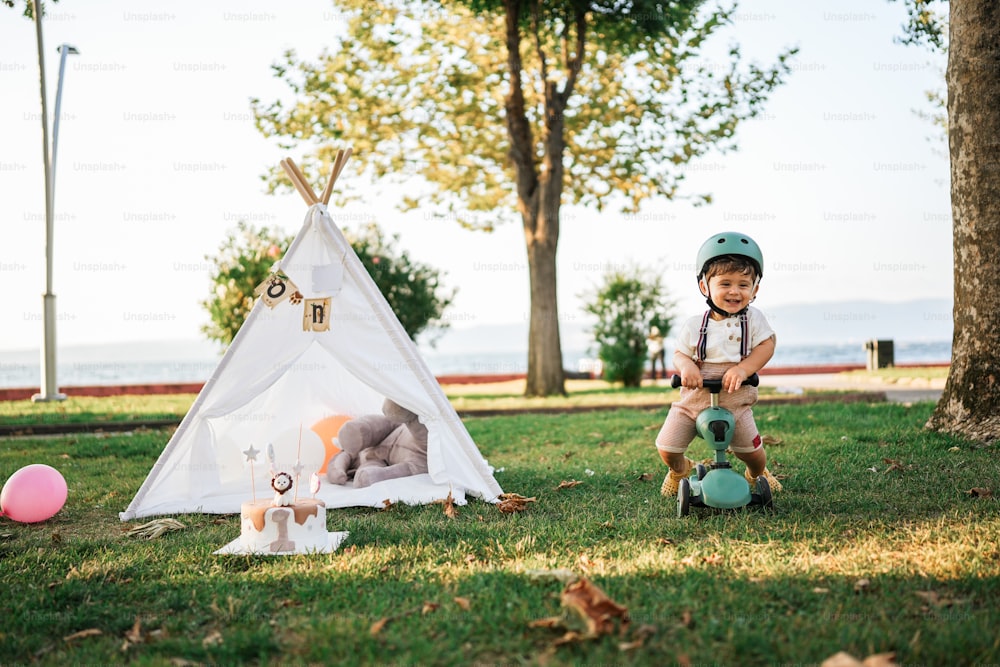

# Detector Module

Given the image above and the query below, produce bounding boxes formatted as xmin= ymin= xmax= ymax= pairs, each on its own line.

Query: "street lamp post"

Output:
xmin=30 ymin=0 xmax=77 ymax=402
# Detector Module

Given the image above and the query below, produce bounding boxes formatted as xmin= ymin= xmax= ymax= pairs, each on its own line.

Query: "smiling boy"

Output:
xmin=656 ymin=232 xmax=783 ymax=497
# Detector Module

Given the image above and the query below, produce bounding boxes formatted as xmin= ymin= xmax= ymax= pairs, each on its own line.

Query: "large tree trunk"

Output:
xmin=503 ymin=0 xmax=567 ymax=396
xmin=926 ymin=0 xmax=1000 ymax=441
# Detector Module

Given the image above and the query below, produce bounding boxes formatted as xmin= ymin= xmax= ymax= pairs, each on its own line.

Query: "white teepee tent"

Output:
xmin=120 ymin=152 xmax=502 ymax=520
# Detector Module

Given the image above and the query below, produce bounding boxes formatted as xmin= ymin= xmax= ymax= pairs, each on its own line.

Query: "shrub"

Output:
xmin=201 ymin=221 xmax=455 ymax=347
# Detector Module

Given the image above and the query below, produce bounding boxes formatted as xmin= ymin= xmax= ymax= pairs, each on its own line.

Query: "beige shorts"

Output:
xmin=655 ymin=362 xmax=763 ymax=455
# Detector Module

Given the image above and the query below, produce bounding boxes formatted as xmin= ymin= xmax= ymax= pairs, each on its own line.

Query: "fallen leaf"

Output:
xmin=813 ymin=587 xmax=830 ymax=594
xmin=969 ymin=487 xmax=993 ymax=498
xmin=656 ymin=537 xmax=674 ymax=546
xmin=124 ymin=616 xmax=143 ymax=644
xmin=882 ymin=458 xmax=910 ymax=474
xmin=619 ymin=623 xmax=657 ymax=650
xmin=948 ymin=446 xmax=961 ymax=452
xmin=761 ymin=435 xmax=783 ymax=445
xmin=528 ymin=616 xmax=563 ymax=629
xmin=853 ymin=578 xmax=872 ymax=594
xmin=822 ymin=652 xmax=864 ymax=667
xmin=124 ymin=518 xmax=186 ymax=540
xmin=636 ymin=472 xmax=653 ymax=481
xmin=421 ymin=602 xmax=440 ymax=615
xmin=553 ymin=630 xmax=587 ymax=646
xmin=201 ymin=630 xmax=223 ymax=647
xmin=556 ymin=480 xmax=583 ymax=490
xmin=560 ymin=577 xmax=629 ymax=638
xmin=369 ymin=618 xmax=389 ymax=636
xmin=702 ymin=552 xmax=724 ymax=565
xmin=121 ymin=616 xmax=144 ymax=653
xmin=436 ymin=491 xmax=458 ymax=518
xmin=453 ymin=596 xmax=471 ymax=611
xmin=63 ymin=628 xmax=102 ymax=642
xmin=861 ymin=652 xmax=899 ymax=667
xmin=497 ymin=493 xmax=536 ymax=513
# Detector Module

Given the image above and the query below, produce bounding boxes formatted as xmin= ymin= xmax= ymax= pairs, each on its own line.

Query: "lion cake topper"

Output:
xmin=271 ymin=471 xmax=294 ymax=507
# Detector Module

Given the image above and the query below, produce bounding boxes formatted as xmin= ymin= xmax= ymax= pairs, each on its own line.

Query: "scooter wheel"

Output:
xmin=677 ymin=478 xmax=691 ymax=517
xmin=696 ymin=464 xmax=708 ymax=481
xmin=755 ymin=476 xmax=773 ymax=510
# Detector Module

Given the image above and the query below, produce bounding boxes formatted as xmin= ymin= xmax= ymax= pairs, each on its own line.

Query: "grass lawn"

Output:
xmin=1 ymin=393 xmax=998 ymax=666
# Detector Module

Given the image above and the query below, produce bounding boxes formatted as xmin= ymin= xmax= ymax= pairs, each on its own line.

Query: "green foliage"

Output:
xmin=582 ymin=265 xmax=673 ymax=387
xmin=251 ymin=0 xmax=797 ymax=224
xmin=200 ymin=221 xmax=455 ymax=347
xmin=200 ymin=222 xmax=289 ymax=347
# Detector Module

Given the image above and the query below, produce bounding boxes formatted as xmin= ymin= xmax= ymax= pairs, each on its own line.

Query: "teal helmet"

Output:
xmin=696 ymin=232 xmax=764 ymax=281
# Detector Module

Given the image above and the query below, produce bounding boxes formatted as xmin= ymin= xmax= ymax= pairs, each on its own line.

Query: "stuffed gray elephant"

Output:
xmin=325 ymin=398 xmax=429 ymax=488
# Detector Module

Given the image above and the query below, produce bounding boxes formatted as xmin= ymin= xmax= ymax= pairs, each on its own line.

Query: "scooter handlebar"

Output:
xmin=670 ymin=373 xmax=760 ymax=390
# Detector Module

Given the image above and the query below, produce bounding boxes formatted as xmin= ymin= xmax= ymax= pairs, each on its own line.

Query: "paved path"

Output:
xmin=756 ymin=372 xmax=944 ymax=404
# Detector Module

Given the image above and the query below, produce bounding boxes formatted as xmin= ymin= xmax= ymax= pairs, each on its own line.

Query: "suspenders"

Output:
xmin=695 ymin=310 xmax=750 ymax=362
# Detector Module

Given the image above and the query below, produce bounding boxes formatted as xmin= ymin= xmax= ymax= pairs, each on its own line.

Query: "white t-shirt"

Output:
xmin=674 ymin=306 xmax=775 ymax=363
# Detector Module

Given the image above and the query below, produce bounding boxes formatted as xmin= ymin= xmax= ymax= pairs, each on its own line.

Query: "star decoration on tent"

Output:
xmin=243 ymin=444 xmax=260 ymax=463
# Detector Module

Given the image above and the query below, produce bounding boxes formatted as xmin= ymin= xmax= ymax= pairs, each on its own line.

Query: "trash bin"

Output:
xmin=864 ymin=339 xmax=894 ymax=370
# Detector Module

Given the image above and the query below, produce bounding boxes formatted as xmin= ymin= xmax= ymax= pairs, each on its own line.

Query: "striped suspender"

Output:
xmin=695 ymin=310 xmax=751 ymax=361
xmin=695 ymin=310 xmax=711 ymax=362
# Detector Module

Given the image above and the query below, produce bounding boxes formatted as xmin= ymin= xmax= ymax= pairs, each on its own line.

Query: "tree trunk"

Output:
xmin=926 ymin=0 xmax=1000 ymax=441
xmin=524 ymin=210 xmax=565 ymax=397
xmin=502 ymin=0 xmax=567 ymax=396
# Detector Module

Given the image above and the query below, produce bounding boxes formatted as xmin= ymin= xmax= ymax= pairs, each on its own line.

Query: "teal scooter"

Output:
xmin=670 ymin=373 xmax=773 ymax=517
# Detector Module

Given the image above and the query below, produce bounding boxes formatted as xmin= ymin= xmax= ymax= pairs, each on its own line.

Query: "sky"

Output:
xmin=1 ymin=0 xmax=952 ymax=355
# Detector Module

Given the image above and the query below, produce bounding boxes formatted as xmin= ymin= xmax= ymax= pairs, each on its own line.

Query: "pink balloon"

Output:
xmin=0 ymin=464 xmax=68 ymax=523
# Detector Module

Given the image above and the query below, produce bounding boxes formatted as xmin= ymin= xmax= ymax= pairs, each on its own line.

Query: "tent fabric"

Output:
xmin=120 ymin=204 xmax=503 ymax=521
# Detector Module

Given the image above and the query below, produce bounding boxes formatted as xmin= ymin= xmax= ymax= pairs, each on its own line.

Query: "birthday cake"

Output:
xmin=239 ymin=498 xmax=328 ymax=554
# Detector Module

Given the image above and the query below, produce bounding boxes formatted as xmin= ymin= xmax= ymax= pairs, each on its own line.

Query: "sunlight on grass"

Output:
xmin=1 ymin=398 xmax=998 ymax=665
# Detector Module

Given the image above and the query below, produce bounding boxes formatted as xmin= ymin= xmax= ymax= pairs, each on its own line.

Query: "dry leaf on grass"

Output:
xmin=497 ymin=493 xmax=536 ymax=513
xmin=369 ymin=618 xmax=389 ymax=637
xmin=853 ymin=578 xmax=872 ymax=594
xmin=968 ymin=487 xmax=993 ymax=498
xmin=761 ymin=435 xmax=784 ymax=446
xmin=63 ymin=628 xmax=102 ymax=642
xmin=636 ymin=472 xmax=653 ymax=481
xmin=120 ymin=616 xmax=144 ymax=652
xmin=453 ymin=597 xmax=471 ymax=611
xmin=370 ymin=601 xmax=441 ymax=636
xmin=436 ymin=490 xmax=458 ymax=518
xmin=561 ymin=577 xmax=630 ymax=638
xmin=556 ymin=479 xmax=583 ymax=490
xmin=202 ymin=630 xmax=223 ymax=648
xmin=882 ymin=458 xmax=911 ymax=474
xmin=821 ymin=651 xmax=898 ymax=667
xmin=123 ymin=518 xmax=186 ymax=540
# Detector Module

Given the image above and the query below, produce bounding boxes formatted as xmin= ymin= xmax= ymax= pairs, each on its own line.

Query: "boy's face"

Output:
xmin=700 ymin=270 xmax=758 ymax=315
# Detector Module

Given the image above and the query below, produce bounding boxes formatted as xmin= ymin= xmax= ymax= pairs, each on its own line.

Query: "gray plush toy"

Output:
xmin=325 ymin=398 xmax=429 ymax=488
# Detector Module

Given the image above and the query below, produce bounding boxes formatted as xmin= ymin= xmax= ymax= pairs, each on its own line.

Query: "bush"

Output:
xmin=582 ymin=266 xmax=673 ymax=387
xmin=201 ymin=221 xmax=455 ymax=347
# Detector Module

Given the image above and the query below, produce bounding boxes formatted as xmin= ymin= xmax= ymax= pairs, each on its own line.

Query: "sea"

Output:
xmin=0 ymin=338 xmax=952 ymax=389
